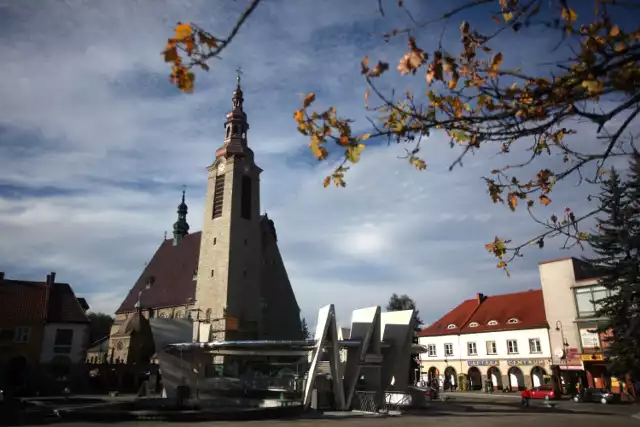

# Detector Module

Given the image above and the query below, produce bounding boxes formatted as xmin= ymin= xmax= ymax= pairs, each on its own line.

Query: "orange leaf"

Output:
xmin=539 ymin=195 xmax=551 ymax=206
xmin=489 ymin=53 xmax=503 ymax=77
xmin=508 ymin=194 xmax=518 ymax=210
xmin=361 ymin=56 xmax=370 ymax=74
xmin=163 ymin=46 xmax=178 ymax=63
xmin=323 ymin=176 xmax=331 ymax=188
xmin=174 ymin=22 xmax=193 ymax=41
xmin=364 ymin=88 xmax=370 ymax=105
xmin=609 ymin=25 xmax=620 ymax=37
xmin=340 ymin=135 xmax=349 ymax=145
xmin=293 ymin=109 xmax=304 ymax=122
xmin=303 ymin=93 xmax=316 ymax=108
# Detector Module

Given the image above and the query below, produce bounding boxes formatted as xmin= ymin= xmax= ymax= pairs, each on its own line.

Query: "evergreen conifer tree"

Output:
xmin=585 ymin=159 xmax=640 ymax=378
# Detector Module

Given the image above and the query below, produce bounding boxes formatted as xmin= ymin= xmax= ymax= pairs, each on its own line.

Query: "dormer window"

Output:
xmin=488 ymin=320 xmax=498 ymax=326
xmin=447 ymin=324 xmax=457 ymax=329
xmin=468 ymin=322 xmax=479 ymax=327
xmin=507 ymin=318 xmax=519 ymax=324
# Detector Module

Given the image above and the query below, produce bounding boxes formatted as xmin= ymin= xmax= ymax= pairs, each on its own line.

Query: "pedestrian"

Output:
xmin=521 ymin=388 xmax=531 ymax=408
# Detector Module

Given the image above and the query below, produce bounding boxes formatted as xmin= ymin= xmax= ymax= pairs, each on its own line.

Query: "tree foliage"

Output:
xmin=163 ymin=0 xmax=640 ymax=273
xmin=584 ymin=157 xmax=640 ymax=378
xmin=301 ymin=317 xmax=311 ymax=340
xmin=386 ymin=293 xmax=423 ymax=328
xmin=87 ymin=312 xmax=115 ymax=345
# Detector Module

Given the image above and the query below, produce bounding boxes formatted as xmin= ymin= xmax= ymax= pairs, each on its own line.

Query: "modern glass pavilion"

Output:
xmin=149 ymin=304 xmax=424 ymax=412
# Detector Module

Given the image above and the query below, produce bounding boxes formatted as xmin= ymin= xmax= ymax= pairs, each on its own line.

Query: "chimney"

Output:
xmin=46 ymin=274 xmax=51 ymax=285
xmin=50 ymin=272 xmax=56 ymax=284
xmin=477 ymin=293 xmax=485 ymax=304
xmin=0 ymin=271 xmax=4 ymax=281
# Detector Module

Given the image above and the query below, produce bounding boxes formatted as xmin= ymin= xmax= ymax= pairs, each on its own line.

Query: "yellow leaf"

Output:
xmin=582 ymin=79 xmax=602 ymax=94
xmin=323 ymin=176 xmax=331 ymax=188
xmin=359 ymin=133 xmax=372 ymax=141
xmin=310 ymin=139 xmax=328 ymax=160
xmin=502 ymin=12 xmax=513 ymax=22
xmin=411 ymin=158 xmax=427 ymax=170
xmin=539 ymin=195 xmax=551 ymax=206
xmin=346 ymin=143 xmax=366 ymax=163
xmin=174 ymin=22 xmax=193 ymax=41
xmin=561 ymin=8 xmax=577 ymax=22
xmin=303 ymin=93 xmax=316 ymax=108
xmin=293 ymin=109 xmax=304 ymax=122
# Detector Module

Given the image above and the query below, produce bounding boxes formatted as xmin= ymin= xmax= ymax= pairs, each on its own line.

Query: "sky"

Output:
xmin=0 ymin=0 xmax=637 ymax=327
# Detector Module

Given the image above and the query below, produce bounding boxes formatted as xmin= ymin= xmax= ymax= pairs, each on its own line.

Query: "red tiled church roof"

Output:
xmin=116 ymin=232 xmax=201 ymax=313
xmin=418 ymin=289 xmax=548 ymax=337
xmin=116 ymin=215 xmax=283 ymax=314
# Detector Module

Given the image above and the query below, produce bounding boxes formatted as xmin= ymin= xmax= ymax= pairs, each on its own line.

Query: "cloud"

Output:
xmin=0 ymin=0 xmax=629 ymax=324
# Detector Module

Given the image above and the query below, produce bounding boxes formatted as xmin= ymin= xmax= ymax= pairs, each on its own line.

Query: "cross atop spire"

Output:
xmin=232 ymin=66 xmax=244 ymax=112
xmin=235 ymin=66 xmax=243 ymax=85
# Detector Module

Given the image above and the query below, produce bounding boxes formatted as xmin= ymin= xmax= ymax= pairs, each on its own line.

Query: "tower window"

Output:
xmin=241 ymin=175 xmax=252 ymax=220
xmin=211 ymin=269 xmax=215 ymax=277
xmin=233 ymin=125 xmax=239 ymax=135
xmin=212 ymin=174 xmax=225 ymax=219
xmin=213 ymin=237 xmax=217 ymax=245
xmin=226 ymin=126 xmax=230 ymax=138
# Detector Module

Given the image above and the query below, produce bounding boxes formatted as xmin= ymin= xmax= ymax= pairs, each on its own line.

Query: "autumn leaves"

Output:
xmin=163 ymin=22 xmax=219 ymax=93
xmin=162 ymin=0 xmax=640 ymax=274
xmin=294 ymin=93 xmax=372 ymax=188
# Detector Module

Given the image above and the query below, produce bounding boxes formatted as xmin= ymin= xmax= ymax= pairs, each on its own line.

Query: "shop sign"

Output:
xmin=580 ymin=354 xmax=604 ymax=361
xmin=580 ymin=328 xmax=600 ymax=348
xmin=506 ymin=359 xmax=547 ymax=366
xmin=467 ymin=359 xmax=498 ymax=366
xmin=566 ymin=347 xmax=580 ymax=361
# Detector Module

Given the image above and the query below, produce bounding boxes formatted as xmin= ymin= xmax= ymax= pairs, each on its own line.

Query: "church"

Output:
xmin=108 ymin=76 xmax=303 ymax=364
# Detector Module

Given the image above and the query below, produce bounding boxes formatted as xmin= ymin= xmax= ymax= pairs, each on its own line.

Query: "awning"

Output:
xmin=558 ymin=365 xmax=583 ymax=371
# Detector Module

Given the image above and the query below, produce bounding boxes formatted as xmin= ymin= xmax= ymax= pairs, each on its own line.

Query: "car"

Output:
xmin=573 ymin=388 xmax=620 ymax=404
xmin=529 ymin=385 xmax=558 ymax=400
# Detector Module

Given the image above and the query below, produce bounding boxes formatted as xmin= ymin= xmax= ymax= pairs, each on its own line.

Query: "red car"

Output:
xmin=529 ymin=385 xmax=557 ymax=400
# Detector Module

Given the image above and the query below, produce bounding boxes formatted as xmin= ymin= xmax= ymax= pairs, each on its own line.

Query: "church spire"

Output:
xmin=216 ymin=68 xmax=252 ymax=160
xmin=172 ymin=188 xmax=190 ymax=246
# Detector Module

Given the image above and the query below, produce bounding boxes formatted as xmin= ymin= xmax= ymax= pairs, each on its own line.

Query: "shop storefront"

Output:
xmin=552 ymin=347 xmax=585 ymax=394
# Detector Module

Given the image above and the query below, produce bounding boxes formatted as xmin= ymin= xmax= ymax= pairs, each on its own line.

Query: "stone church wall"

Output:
xmin=260 ymin=227 xmax=302 ymax=340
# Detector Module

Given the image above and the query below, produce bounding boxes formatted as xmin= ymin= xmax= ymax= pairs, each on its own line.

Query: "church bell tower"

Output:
xmin=195 ymin=71 xmax=263 ymax=340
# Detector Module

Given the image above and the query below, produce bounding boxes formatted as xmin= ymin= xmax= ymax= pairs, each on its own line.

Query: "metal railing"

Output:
xmin=352 ymin=391 xmax=380 ymax=413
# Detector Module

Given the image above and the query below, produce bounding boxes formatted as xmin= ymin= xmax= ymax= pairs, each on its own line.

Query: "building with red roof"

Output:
xmin=0 ymin=271 xmax=90 ymax=392
xmin=417 ymin=289 xmax=551 ymax=391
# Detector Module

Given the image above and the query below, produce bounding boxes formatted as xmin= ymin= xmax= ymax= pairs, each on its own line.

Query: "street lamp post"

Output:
xmin=555 ymin=320 xmax=569 ymax=394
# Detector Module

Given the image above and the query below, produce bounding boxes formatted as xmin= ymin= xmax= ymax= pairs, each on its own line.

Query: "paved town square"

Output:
xmin=50 ymin=401 xmax=639 ymax=427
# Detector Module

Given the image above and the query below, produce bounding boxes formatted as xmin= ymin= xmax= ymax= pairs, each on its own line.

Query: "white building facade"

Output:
xmin=418 ymin=290 xmax=552 ymax=391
